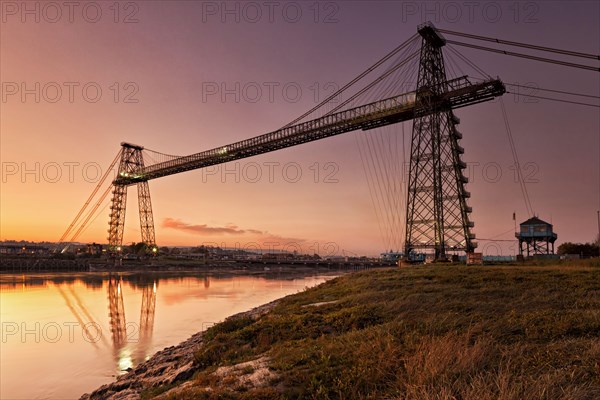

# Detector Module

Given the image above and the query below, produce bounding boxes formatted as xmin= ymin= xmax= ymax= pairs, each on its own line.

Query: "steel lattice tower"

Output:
xmin=404 ymin=24 xmax=475 ymax=260
xmin=108 ymin=143 xmax=156 ymax=252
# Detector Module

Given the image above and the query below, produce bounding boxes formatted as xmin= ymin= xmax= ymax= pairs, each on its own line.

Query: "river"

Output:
xmin=0 ymin=269 xmax=339 ymax=399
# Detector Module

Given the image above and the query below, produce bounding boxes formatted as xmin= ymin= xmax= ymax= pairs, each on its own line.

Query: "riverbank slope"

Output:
xmin=82 ymin=261 xmax=600 ymax=399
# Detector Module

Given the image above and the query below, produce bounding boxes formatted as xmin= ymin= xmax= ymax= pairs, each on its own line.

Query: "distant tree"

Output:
xmin=191 ymin=246 xmax=209 ymax=254
xmin=558 ymin=242 xmax=577 ymax=255
xmin=558 ymin=242 xmax=599 ymax=257
xmin=127 ymin=242 xmax=150 ymax=254
xmin=160 ymin=246 xmax=170 ymax=255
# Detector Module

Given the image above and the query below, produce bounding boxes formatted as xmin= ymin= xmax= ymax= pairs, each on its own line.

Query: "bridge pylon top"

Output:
xmin=120 ymin=142 xmax=144 ymax=150
xmin=417 ymin=22 xmax=446 ymax=48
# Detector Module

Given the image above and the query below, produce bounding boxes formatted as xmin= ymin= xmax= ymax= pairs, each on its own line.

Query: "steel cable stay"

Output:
xmin=376 ymin=125 xmax=403 ymax=251
xmin=392 ymin=126 xmax=404 ymax=249
xmin=372 ymin=129 xmax=397 ymax=250
xmin=437 ymin=28 xmax=600 ymax=60
xmin=499 ymin=97 xmax=534 ymax=217
xmin=329 ymin=36 xmax=417 ymax=252
xmin=367 ymin=126 xmax=403 ymax=251
xmin=386 ymin=134 xmax=404 ymax=249
xmin=359 ymin=66 xmax=398 ymax=251
xmin=325 ymin=50 xmax=420 ymax=117
xmin=284 ymin=34 xmax=419 ymax=124
xmin=505 ymin=92 xmax=599 ymax=108
xmin=317 ymin=35 xmax=419 ymax=116
xmin=321 ymin=38 xmax=419 ymax=120
xmin=446 ymin=45 xmax=492 ymax=80
xmin=354 ymin=50 xmax=419 ymax=252
xmin=310 ymin=39 xmax=420 ymax=123
xmin=504 ymin=83 xmax=600 ymax=100
xmin=396 ymin=124 xmax=407 ymax=250
xmin=282 ymin=33 xmax=420 ymax=128
xmin=367 ymin=39 xmax=421 ymax=103
xmin=284 ymin=34 xmax=419 ymax=252
xmin=388 ymin=128 xmax=400 ymax=250
xmin=356 ymin=134 xmax=389 ymax=250
xmin=56 ymin=150 xmax=121 ymax=250
xmin=400 ymin=122 xmax=408 ymax=246
xmin=365 ymin=131 xmax=393 ymax=250
xmin=268 ymin=33 xmax=418 ymax=250
xmin=75 ymin=200 xmax=112 ymax=242
xmin=477 ymin=226 xmax=520 ymax=243
xmin=142 ymin=148 xmax=183 ymax=167
xmin=446 ymin=40 xmax=599 ymax=72
xmin=68 ymin=184 xmax=114 ymax=243
xmin=462 ymin=75 xmax=599 ymax=107
xmin=357 ymin=131 xmax=399 ymax=251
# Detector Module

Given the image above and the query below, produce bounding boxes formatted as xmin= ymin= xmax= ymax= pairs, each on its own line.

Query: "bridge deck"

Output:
xmin=114 ymin=77 xmax=504 ymax=186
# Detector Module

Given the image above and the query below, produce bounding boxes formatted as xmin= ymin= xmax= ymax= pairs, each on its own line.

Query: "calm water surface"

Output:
xmin=0 ymin=270 xmax=339 ymax=399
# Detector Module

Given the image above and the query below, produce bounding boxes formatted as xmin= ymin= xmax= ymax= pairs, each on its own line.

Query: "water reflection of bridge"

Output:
xmin=56 ymin=275 xmax=157 ymax=371
xmin=107 ymin=276 xmax=157 ymax=368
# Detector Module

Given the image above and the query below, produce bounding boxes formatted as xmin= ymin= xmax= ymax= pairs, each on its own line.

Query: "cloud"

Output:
xmin=162 ymin=218 xmax=255 ymax=235
xmin=161 ymin=218 xmax=310 ymax=247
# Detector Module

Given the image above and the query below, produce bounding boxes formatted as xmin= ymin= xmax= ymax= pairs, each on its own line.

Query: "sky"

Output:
xmin=1 ymin=0 xmax=599 ymax=256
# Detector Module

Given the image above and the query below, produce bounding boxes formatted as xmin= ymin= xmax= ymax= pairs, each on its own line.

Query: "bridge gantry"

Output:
xmin=102 ymin=22 xmax=504 ymax=257
xmin=57 ymin=21 xmax=600 ymax=259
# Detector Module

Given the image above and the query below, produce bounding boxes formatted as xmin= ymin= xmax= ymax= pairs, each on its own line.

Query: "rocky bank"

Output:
xmin=80 ymin=300 xmax=280 ymax=400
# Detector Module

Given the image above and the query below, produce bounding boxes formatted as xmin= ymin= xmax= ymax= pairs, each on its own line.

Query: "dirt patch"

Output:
xmin=214 ymin=356 xmax=276 ymax=389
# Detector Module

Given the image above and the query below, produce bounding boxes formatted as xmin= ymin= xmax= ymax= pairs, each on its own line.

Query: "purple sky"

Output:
xmin=1 ymin=1 xmax=599 ymax=256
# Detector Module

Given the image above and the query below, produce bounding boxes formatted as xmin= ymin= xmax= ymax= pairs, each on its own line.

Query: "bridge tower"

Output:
xmin=108 ymin=143 xmax=156 ymax=253
xmin=405 ymin=23 xmax=475 ymax=260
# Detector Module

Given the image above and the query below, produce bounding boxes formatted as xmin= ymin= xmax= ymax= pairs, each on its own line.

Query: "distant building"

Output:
xmin=380 ymin=252 xmax=403 ymax=262
xmin=0 ymin=245 xmax=49 ymax=255
xmin=86 ymin=243 xmax=103 ymax=255
xmin=515 ymin=216 xmax=557 ymax=257
xmin=262 ymin=253 xmax=294 ymax=261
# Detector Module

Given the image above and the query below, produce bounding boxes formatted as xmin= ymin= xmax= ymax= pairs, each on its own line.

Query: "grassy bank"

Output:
xmin=147 ymin=262 xmax=600 ymax=399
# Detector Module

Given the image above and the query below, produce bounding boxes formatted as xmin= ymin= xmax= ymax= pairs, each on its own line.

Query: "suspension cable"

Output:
xmin=446 ymin=46 xmax=600 ymax=104
xmin=499 ymin=97 xmax=534 ymax=217
xmin=57 ymin=150 xmax=121 ymax=246
xmin=68 ymin=184 xmax=114 ymax=243
xmin=446 ymin=40 xmax=599 ymax=72
xmin=438 ymin=29 xmax=600 ymax=60
xmin=326 ymin=50 xmax=421 ymax=116
xmin=462 ymin=76 xmax=600 ymax=106
xmin=282 ymin=33 xmax=420 ymax=127
xmin=506 ymin=91 xmax=600 ymax=108
xmin=352 ymin=41 xmax=419 ymax=252
xmin=446 ymin=45 xmax=491 ymax=78
xmin=505 ymin=83 xmax=600 ymax=100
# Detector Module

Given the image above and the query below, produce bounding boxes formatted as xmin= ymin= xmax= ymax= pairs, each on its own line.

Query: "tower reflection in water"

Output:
xmin=57 ymin=275 xmax=158 ymax=372
xmin=107 ymin=275 xmax=157 ymax=371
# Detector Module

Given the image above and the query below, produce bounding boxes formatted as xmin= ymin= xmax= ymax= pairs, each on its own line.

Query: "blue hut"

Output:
xmin=515 ymin=216 xmax=557 ymax=257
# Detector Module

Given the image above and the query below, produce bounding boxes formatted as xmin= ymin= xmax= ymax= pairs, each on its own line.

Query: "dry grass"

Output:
xmin=150 ymin=263 xmax=600 ymax=399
